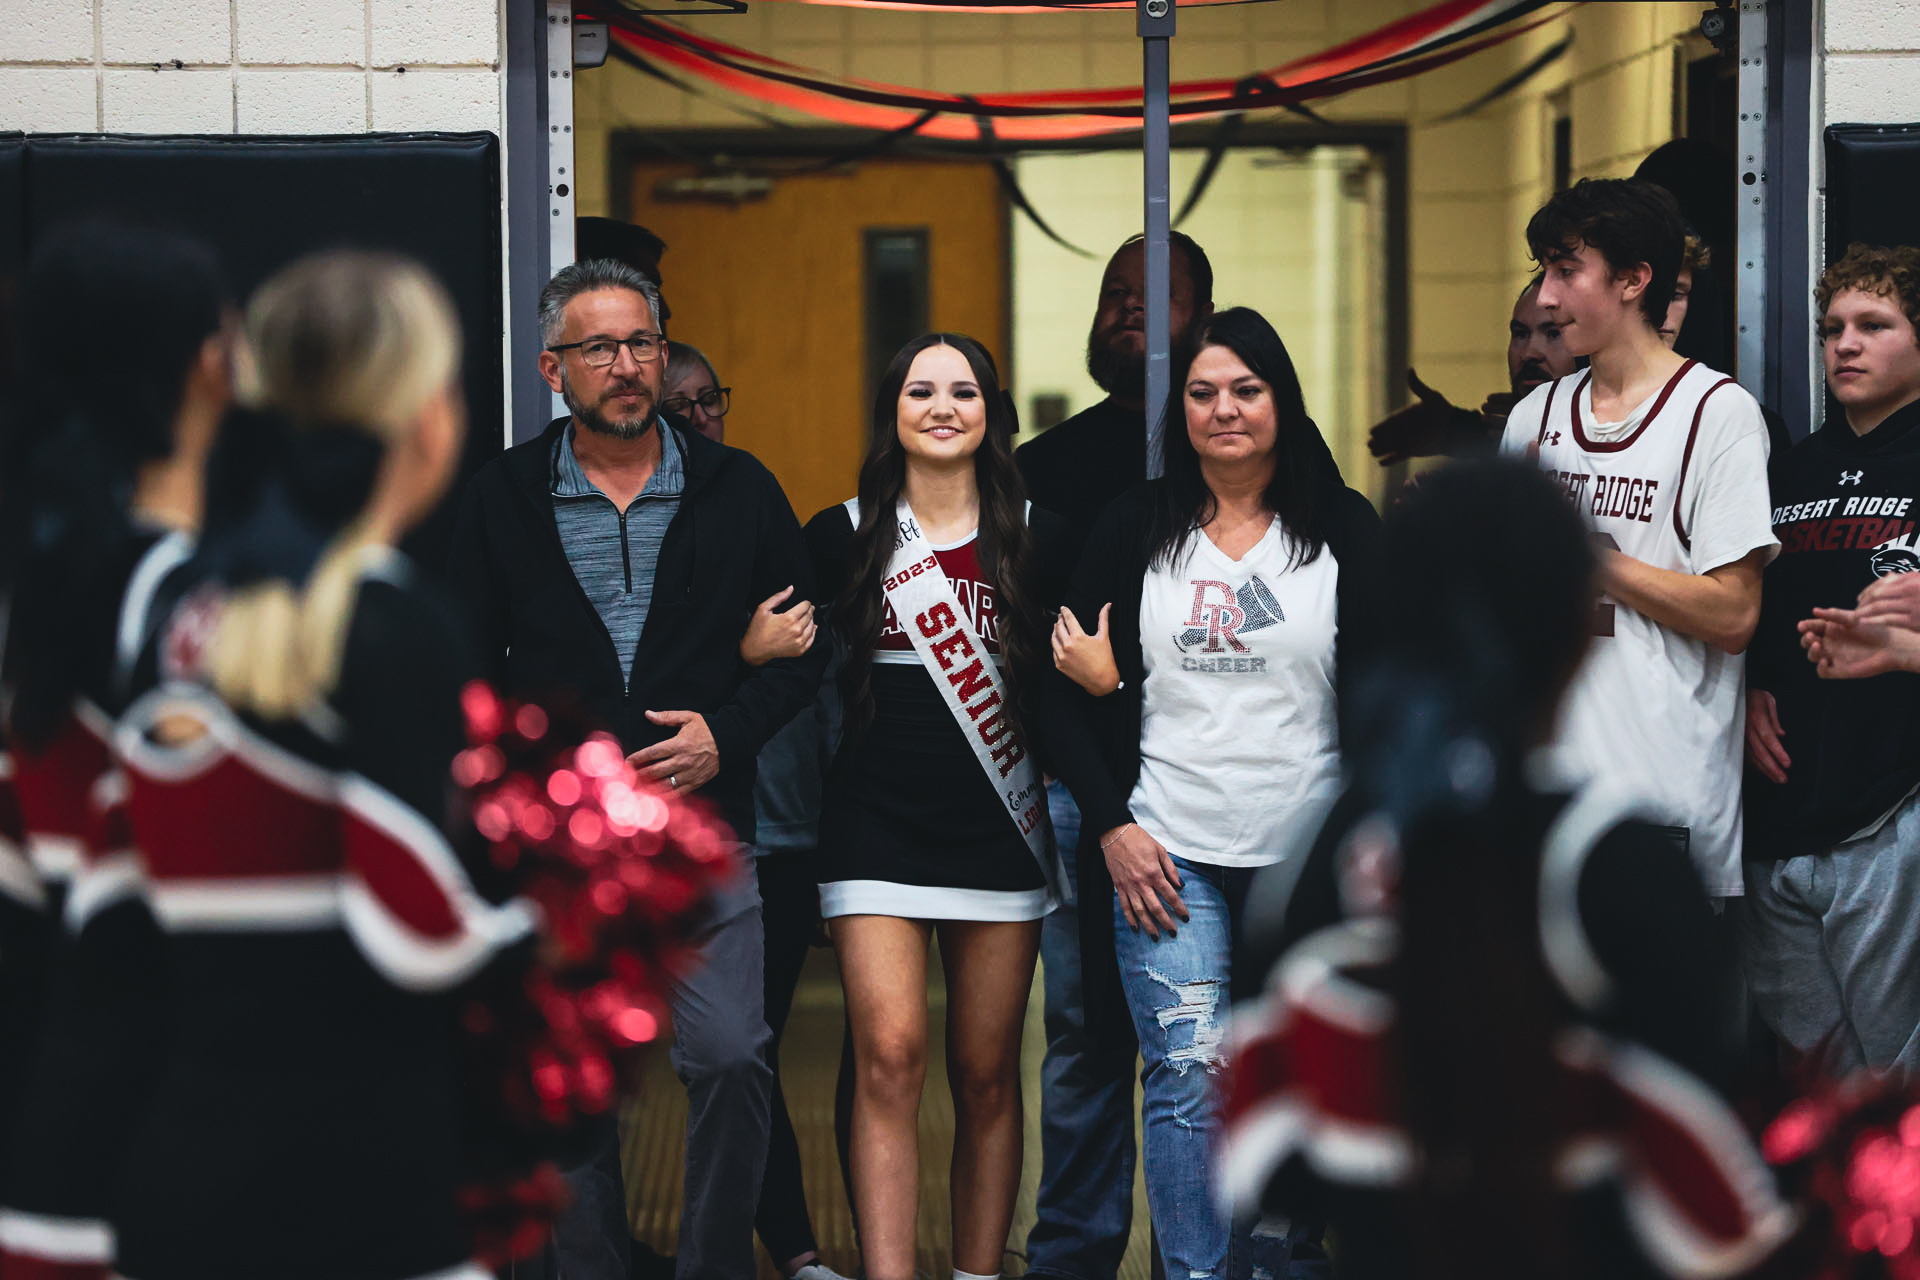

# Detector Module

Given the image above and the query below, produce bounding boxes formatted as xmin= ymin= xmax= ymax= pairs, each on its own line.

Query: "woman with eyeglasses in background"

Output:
xmin=663 ymin=340 xmax=731 ymax=443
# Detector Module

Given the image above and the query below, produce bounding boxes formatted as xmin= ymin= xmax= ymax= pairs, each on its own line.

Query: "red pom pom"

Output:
xmin=449 ymin=688 xmax=742 ymax=1256
xmin=1767 ymin=1073 xmax=1920 ymax=1277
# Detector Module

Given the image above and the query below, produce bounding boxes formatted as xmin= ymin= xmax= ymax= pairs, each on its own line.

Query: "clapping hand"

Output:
xmin=1799 ymin=573 xmax=1920 ymax=680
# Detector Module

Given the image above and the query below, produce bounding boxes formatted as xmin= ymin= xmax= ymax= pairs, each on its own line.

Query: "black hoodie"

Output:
xmin=445 ymin=416 xmax=829 ymax=846
xmin=1746 ymin=397 xmax=1920 ymax=862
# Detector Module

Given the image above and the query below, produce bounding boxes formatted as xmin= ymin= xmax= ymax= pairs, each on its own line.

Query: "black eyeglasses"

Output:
xmin=661 ymin=386 xmax=731 ymax=418
xmin=547 ymin=332 xmax=664 ymax=368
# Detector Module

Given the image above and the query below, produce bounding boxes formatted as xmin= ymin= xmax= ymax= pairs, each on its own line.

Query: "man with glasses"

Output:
xmin=664 ymin=340 xmax=731 ymax=443
xmin=448 ymin=259 xmax=828 ymax=1280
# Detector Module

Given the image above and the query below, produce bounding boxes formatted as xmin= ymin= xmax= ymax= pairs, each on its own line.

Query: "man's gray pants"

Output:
xmin=1740 ymin=790 xmax=1920 ymax=1079
xmin=549 ymin=865 xmax=775 ymax=1280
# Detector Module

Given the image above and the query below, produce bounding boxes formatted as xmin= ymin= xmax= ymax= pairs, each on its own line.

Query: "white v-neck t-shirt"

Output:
xmin=1128 ymin=521 xmax=1343 ymax=868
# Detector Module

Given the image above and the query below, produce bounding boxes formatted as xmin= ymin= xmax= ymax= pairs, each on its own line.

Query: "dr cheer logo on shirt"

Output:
xmin=1174 ymin=573 xmax=1285 ymax=672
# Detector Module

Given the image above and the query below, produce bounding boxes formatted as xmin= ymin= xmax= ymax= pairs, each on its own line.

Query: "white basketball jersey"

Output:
xmin=1501 ymin=360 xmax=1778 ymax=896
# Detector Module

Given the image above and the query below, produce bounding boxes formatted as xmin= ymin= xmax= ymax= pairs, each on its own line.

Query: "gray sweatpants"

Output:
xmin=548 ymin=865 xmax=775 ymax=1280
xmin=1740 ymin=790 xmax=1920 ymax=1079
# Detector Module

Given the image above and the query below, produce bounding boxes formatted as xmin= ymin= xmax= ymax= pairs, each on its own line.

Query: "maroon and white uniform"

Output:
xmin=0 ymin=529 xmax=192 ymax=1280
xmin=802 ymin=501 xmax=1075 ymax=922
xmin=1501 ymin=361 xmax=1777 ymax=896
xmin=94 ymin=530 xmax=531 ymax=1280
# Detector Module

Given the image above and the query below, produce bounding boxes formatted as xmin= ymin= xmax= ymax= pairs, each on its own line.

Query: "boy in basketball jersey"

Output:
xmin=1500 ymin=178 xmax=1778 ymax=902
xmin=1742 ymin=244 xmax=1920 ymax=1077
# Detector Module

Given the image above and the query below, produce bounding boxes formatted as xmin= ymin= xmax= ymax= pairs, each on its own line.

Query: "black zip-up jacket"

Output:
xmin=1039 ymin=477 xmax=1384 ymax=1044
xmin=445 ymin=416 xmax=829 ymax=845
xmin=1746 ymin=398 xmax=1920 ymax=862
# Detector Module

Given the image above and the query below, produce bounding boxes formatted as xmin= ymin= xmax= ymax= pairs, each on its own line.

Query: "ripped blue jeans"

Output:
xmin=1114 ymin=854 xmax=1282 ymax=1280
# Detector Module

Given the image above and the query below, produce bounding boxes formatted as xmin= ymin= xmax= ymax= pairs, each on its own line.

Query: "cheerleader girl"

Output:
xmin=102 ymin=251 xmax=532 ymax=1280
xmin=803 ymin=333 xmax=1074 ymax=1280
xmin=0 ymin=222 xmax=231 ymax=1278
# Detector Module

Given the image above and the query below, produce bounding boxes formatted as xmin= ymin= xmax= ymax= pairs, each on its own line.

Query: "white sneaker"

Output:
xmin=791 ymin=1265 xmax=853 ymax=1280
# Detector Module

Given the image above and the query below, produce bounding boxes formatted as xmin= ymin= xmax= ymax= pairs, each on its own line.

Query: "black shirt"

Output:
xmin=1746 ymin=397 xmax=1920 ymax=861
xmin=1017 ymin=397 xmax=1146 ymax=534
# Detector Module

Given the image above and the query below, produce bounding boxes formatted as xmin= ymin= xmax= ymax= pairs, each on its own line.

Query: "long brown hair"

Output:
xmin=834 ymin=333 xmax=1045 ymax=743
xmin=1145 ymin=307 xmax=1332 ymax=573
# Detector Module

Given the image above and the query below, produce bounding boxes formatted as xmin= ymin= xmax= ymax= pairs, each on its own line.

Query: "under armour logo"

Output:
xmin=1842 ymin=471 xmax=1865 ymax=485
xmin=1544 ymin=431 xmax=1562 ymax=446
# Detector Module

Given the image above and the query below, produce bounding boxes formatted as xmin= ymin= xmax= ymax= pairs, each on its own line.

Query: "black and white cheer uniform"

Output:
xmin=103 ymin=440 xmax=534 ymax=1280
xmin=804 ymin=501 xmax=1075 ymax=921
xmin=0 ymin=525 xmax=191 ymax=1279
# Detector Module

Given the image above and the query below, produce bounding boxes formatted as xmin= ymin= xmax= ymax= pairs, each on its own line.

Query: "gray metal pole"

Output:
xmin=1138 ymin=0 xmax=1174 ymax=478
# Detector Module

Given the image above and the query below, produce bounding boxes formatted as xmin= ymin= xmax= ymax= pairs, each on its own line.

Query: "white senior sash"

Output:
xmin=850 ymin=498 xmax=1069 ymax=906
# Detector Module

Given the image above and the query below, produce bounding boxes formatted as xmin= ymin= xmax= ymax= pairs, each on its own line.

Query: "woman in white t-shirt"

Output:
xmin=1040 ymin=307 xmax=1382 ymax=1280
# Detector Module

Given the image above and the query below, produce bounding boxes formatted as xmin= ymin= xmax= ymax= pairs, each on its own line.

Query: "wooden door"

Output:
xmin=626 ymin=157 xmax=1008 ymax=523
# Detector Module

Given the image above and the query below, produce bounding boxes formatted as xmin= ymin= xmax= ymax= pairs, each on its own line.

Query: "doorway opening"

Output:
xmin=613 ymin=126 xmax=1406 ymax=514
xmin=1010 ymin=142 xmax=1394 ymax=492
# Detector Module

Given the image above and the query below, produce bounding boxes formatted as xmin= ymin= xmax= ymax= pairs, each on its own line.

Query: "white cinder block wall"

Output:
xmin=1824 ymin=0 xmax=1920 ymax=126
xmin=1 ymin=0 xmax=503 ymax=136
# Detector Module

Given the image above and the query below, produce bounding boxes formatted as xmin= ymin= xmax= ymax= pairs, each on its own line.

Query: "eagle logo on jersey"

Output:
xmin=1841 ymin=471 xmax=1865 ymax=486
xmin=1871 ymin=540 xmax=1920 ymax=577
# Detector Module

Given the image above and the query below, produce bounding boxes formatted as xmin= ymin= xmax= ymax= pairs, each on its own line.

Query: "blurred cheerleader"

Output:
xmin=99 ymin=251 xmax=534 ymax=1280
xmin=0 ymin=222 xmax=232 ymax=1279
xmin=1223 ymin=461 xmax=1793 ymax=1280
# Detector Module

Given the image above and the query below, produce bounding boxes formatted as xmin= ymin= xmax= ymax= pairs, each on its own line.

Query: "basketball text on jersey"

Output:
xmin=1772 ymin=490 xmax=1918 ymax=558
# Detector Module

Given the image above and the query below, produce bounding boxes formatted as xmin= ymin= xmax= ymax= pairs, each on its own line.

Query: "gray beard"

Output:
xmin=562 ymin=374 xmax=654 ymax=441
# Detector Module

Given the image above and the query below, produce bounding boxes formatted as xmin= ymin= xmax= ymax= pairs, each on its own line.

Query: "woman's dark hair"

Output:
xmin=0 ymin=221 xmax=227 ymax=745
xmin=1363 ymin=461 xmax=1598 ymax=1279
xmin=834 ymin=333 xmax=1045 ymax=742
xmin=1143 ymin=306 xmax=1327 ymax=572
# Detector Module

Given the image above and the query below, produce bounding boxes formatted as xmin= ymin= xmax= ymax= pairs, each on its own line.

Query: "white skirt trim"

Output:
xmin=820 ymin=879 xmax=1052 ymax=921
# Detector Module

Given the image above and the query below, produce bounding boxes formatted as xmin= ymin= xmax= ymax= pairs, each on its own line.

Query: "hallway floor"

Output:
xmin=621 ymin=943 xmax=1154 ymax=1280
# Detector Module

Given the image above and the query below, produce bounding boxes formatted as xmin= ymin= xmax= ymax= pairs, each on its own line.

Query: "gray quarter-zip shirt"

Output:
xmin=551 ymin=419 xmax=685 ymax=691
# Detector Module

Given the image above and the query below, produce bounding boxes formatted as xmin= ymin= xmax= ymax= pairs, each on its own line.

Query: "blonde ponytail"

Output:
xmin=208 ymin=252 xmax=460 ymax=719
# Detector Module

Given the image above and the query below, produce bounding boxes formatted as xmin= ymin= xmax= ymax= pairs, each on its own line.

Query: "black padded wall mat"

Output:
xmin=1826 ymin=124 xmax=1920 ymax=262
xmin=0 ymin=135 xmax=25 ymax=392
xmin=11 ymin=131 xmax=503 ymax=569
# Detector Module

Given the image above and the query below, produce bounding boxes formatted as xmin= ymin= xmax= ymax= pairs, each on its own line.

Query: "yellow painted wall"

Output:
xmin=574 ymin=2 xmax=1704 ymax=463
